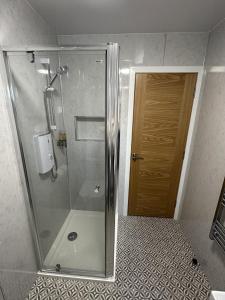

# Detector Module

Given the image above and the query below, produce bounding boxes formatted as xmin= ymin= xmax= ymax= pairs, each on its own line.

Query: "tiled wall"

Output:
xmin=181 ymin=19 xmax=225 ymax=290
xmin=0 ymin=0 xmax=56 ymax=299
xmin=58 ymin=33 xmax=209 ymax=215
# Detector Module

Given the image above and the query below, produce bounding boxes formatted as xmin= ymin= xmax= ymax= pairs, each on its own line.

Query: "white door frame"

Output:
xmin=123 ymin=66 xmax=204 ymax=219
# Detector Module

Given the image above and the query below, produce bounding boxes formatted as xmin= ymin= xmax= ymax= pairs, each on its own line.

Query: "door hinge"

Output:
xmin=193 ymin=86 xmax=196 ymax=99
xmin=182 ymin=151 xmax=185 ymax=160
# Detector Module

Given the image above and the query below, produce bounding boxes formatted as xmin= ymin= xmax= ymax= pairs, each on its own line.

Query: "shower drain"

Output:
xmin=67 ymin=232 xmax=78 ymax=241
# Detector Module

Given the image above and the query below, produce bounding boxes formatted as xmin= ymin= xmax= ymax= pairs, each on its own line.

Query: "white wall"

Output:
xmin=0 ymin=0 xmax=56 ymax=299
xmin=181 ymin=19 xmax=225 ymax=290
xmin=58 ymin=33 xmax=209 ymax=215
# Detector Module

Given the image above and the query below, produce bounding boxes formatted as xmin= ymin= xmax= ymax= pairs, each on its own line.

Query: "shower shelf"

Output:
xmin=74 ymin=116 xmax=105 ymax=141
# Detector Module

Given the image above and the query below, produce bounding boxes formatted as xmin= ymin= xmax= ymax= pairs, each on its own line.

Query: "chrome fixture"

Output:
xmin=46 ymin=65 xmax=68 ymax=91
xmin=67 ymin=232 xmax=78 ymax=241
xmin=43 ymin=64 xmax=68 ymax=180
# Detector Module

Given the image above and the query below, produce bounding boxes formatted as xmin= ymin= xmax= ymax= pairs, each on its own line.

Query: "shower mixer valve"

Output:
xmin=57 ymin=132 xmax=67 ymax=147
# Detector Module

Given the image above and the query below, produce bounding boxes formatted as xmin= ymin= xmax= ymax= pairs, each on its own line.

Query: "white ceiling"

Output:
xmin=28 ymin=0 xmax=225 ymax=35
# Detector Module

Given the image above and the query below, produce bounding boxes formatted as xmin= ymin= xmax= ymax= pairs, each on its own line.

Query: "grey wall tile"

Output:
xmin=0 ymin=0 xmax=56 ymax=298
xmin=164 ymin=32 xmax=208 ymax=66
xmin=180 ymin=24 xmax=225 ymax=290
xmin=205 ymin=31 xmax=225 ymax=66
xmin=0 ymin=0 xmax=56 ymax=47
xmin=0 ymin=270 xmax=37 ymax=300
xmin=58 ymin=33 xmax=165 ymax=66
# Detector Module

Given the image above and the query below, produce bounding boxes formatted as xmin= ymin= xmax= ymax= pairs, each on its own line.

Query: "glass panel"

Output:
xmin=6 ymin=49 xmax=107 ymax=277
xmin=7 ymin=52 xmax=70 ymax=262
xmin=56 ymin=50 xmax=106 ymax=275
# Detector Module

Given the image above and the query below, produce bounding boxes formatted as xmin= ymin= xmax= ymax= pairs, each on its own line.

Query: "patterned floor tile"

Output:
xmin=26 ymin=217 xmax=211 ymax=299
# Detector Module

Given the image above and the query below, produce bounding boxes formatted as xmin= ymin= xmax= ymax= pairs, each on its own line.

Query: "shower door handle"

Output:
xmin=131 ymin=153 xmax=144 ymax=161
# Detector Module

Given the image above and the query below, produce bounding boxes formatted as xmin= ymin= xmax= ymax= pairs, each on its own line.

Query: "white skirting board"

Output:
xmin=210 ymin=291 xmax=225 ymax=300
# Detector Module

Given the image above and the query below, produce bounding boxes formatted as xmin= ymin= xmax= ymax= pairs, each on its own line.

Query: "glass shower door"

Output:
xmin=39 ymin=49 xmax=107 ymax=276
xmin=6 ymin=51 xmax=71 ymax=264
xmin=4 ymin=44 xmax=119 ymax=279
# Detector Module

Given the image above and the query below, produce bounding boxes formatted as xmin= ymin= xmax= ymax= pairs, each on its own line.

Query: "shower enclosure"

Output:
xmin=3 ymin=44 xmax=119 ymax=279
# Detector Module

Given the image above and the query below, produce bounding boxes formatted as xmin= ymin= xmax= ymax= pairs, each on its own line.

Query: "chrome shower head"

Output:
xmin=47 ymin=65 xmax=68 ymax=89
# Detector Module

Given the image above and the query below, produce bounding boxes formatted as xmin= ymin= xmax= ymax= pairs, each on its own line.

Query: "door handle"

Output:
xmin=131 ymin=153 xmax=144 ymax=161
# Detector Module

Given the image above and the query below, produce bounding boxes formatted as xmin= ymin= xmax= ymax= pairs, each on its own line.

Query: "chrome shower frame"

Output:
xmin=1 ymin=43 xmax=120 ymax=281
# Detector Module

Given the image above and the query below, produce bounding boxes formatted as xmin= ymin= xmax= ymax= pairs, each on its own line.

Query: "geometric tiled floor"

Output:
xmin=26 ymin=216 xmax=211 ymax=300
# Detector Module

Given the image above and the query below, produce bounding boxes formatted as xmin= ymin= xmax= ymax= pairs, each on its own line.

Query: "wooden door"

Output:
xmin=128 ymin=73 xmax=197 ymax=217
